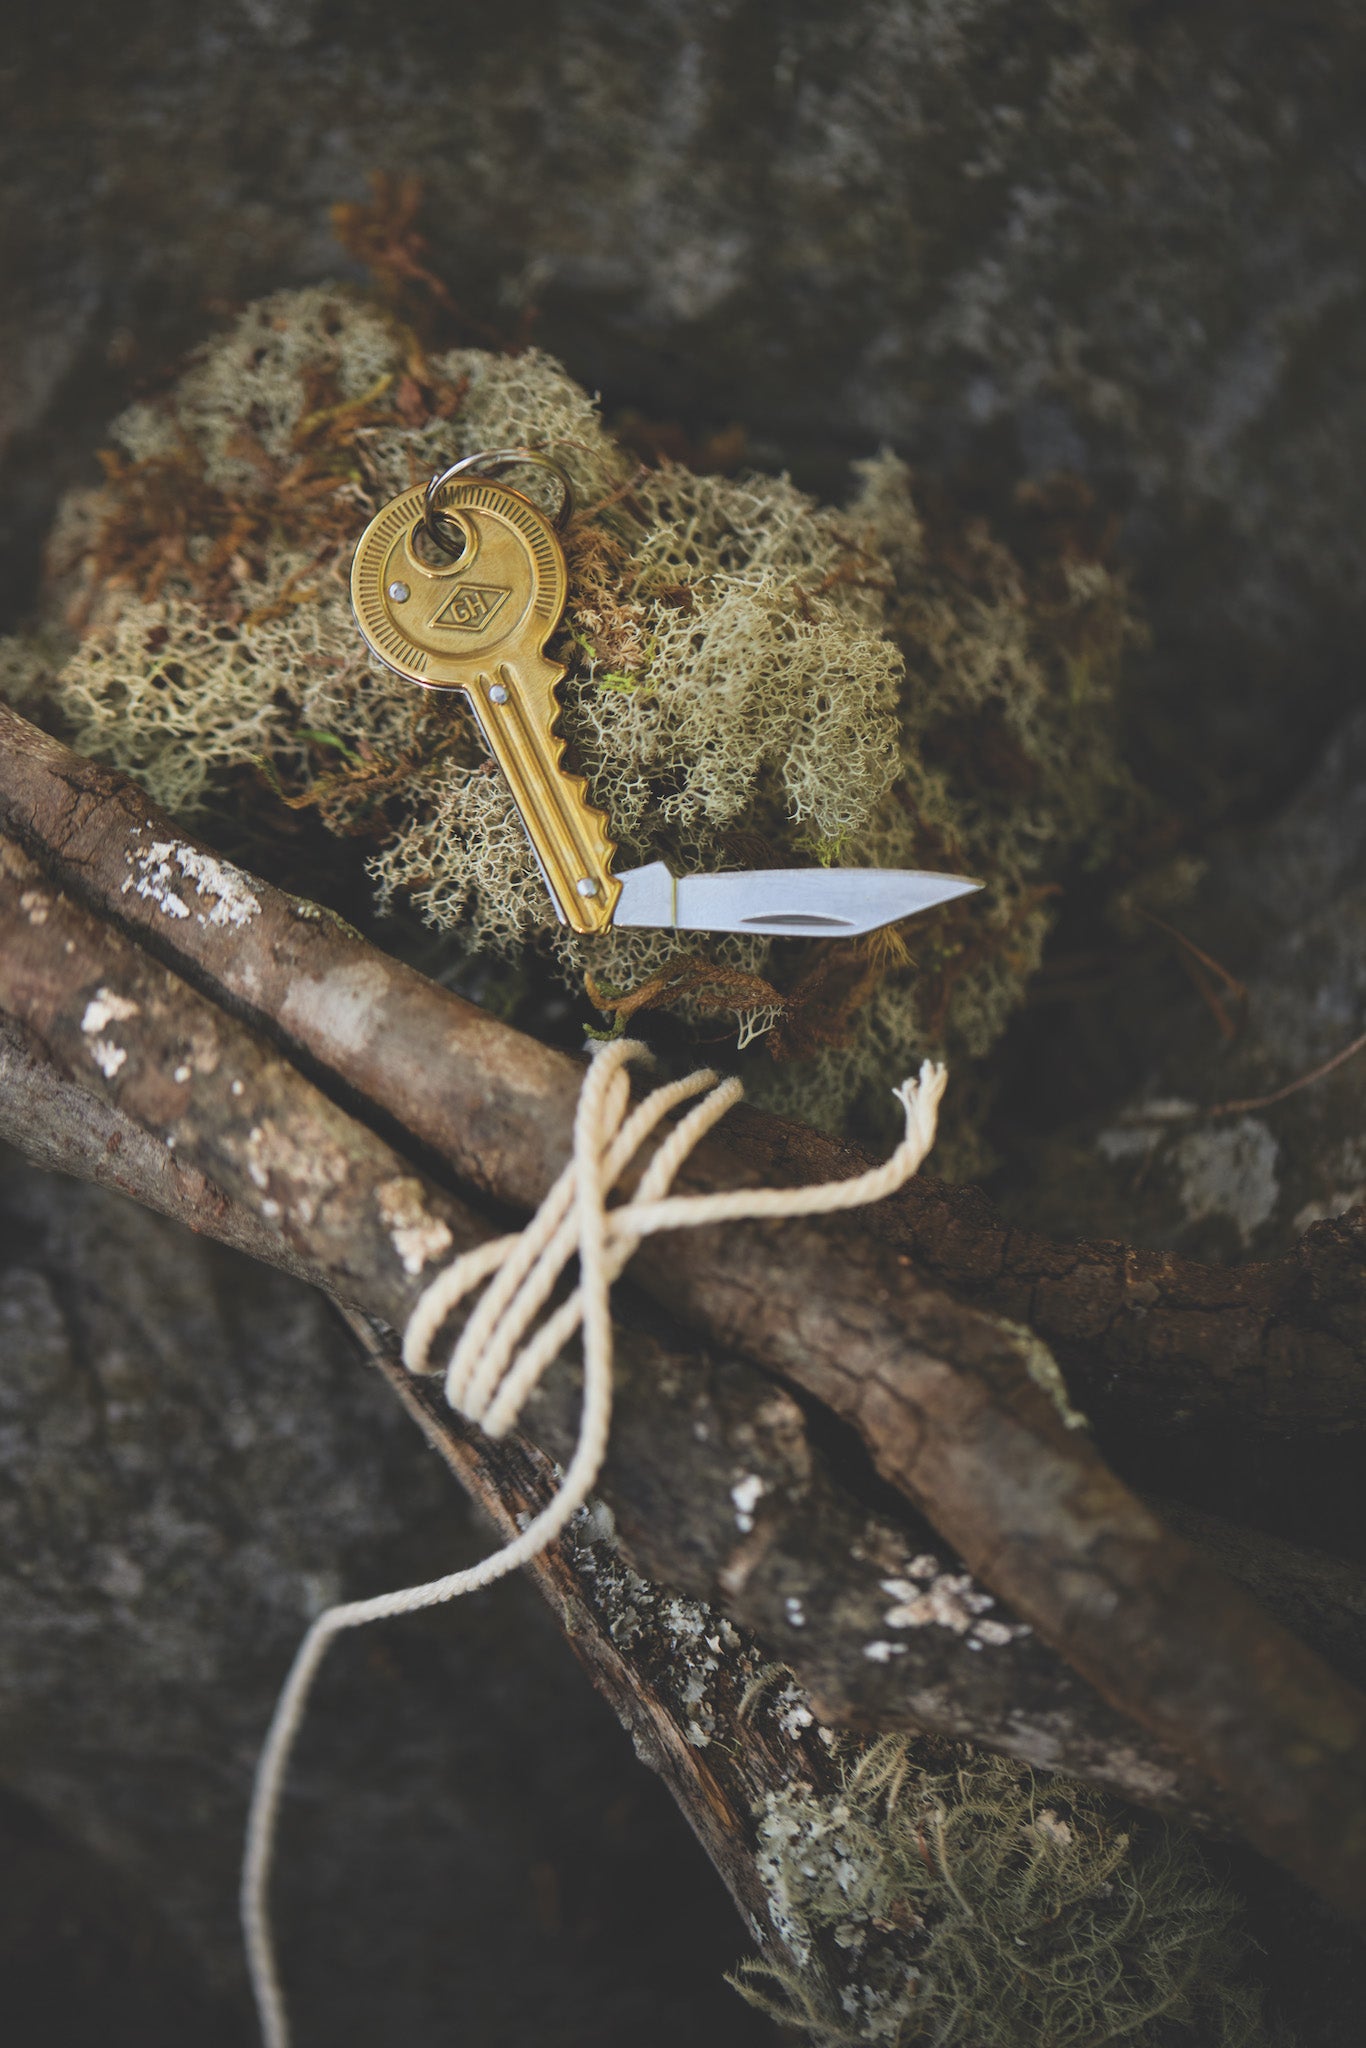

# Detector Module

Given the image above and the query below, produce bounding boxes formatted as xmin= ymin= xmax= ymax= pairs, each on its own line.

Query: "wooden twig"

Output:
xmin=0 ymin=702 xmax=1361 ymax=1442
xmin=4 ymin=815 xmax=1366 ymax=1925
xmin=723 ymin=1108 xmax=1366 ymax=1441
xmin=1134 ymin=904 xmax=1249 ymax=1041
xmin=0 ymin=836 xmax=479 ymax=1330
xmin=1111 ymin=1029 xmax=1366 ymax=1123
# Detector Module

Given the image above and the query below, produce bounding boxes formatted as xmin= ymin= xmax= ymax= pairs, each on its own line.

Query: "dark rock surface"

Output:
xmin=0 ymin=1159 xmax=773 ymax=2045
xmin=998 ymin=706 xmax=1366 ymax=1264
xmin=4 ymin=2 xmax=1366 ymax=810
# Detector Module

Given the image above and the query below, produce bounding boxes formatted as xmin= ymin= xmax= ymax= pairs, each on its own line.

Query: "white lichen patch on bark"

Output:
xmin=88 ymin=1038 xmax=128 ymax=1079
xmin=731 ymin=1471 xmax=766 ymax=1532
xmin=878 ymin=1565 xmax=1030 ymax=1650
xmin=569 ymin=1509 xmax=829 ymax=1765
xmin=882 ymin=1571 xmax=981 ymax=1634
xmin=972 ymin=1618 xmax=1017 ymax=1647
xmin=123 ymin=834 xmax=261 ymax=929
xmin=19 ymin=888 xmax=49 ymax=925
xmin=239 ymin=1118 xmax=349 ymax=1226
xmin=81 ymin=986 xmax=140 ymax=1035
xmin=375 ymin=1176 xmax=454 ymax=1275
xmin=768 ymin=1679 xmax=815 ymax=1738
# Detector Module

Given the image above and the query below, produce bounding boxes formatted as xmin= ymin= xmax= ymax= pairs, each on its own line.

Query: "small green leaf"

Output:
xmin=297 ymin=727 xmax=364 ymax=767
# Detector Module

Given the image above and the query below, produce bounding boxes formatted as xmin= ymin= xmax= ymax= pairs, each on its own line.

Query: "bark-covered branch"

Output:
xmin=0 ymin=988 xmax=1226 ymax=1827
xmin=5 ymin=810 xmax=1366 ymax=1926
xmin=1 ymin=702 xmax=1360 ymax=1442
xmin=331 ymin=1306 xmax=864 ymax=1995
xmin=727 ymin=1108 xmax=1366 ymax=1441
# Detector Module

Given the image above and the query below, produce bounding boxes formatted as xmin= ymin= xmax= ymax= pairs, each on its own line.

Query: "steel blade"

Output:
xmin=611 ymin=861 xmax=982 ymax=937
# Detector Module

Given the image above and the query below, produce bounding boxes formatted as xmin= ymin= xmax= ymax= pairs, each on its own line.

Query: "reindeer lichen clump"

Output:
xmin=733 ymin=1739 xmax=1286 ymax=2048
xmin=4 ymin=287 xmax=1138 ymax=1153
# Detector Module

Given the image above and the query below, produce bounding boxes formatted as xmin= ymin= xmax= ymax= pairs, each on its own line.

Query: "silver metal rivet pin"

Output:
xmin=576 ymin=877 xmax=599 ymax=897
xmin=387 ymin=580 xmax=410 ymax=602
xmin=488 ymin=683 xmax=509 ymax=703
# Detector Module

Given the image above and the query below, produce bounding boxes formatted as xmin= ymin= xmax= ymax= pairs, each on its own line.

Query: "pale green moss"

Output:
xmin=733 ymin=1740 xmax=1288 ymax=2048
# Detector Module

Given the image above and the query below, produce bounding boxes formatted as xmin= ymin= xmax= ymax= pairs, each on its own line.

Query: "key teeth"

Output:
xmin=562 ymin=758 xmax=616 ymax=863
xmin=479 ymin=651 xmax=622 ymax=933
xmin=543 ymin=678 xmax=619 ymax=930
xmin=548 ymin=675 xmax=626 ymax=901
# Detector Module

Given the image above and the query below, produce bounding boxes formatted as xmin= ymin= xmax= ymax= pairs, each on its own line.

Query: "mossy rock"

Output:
xmin=3 ymin=285 xmax=1141 ymax=1161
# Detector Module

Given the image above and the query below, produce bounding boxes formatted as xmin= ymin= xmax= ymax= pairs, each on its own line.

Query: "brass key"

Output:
xmin=350 ymin=456 xmax=620 ymax=935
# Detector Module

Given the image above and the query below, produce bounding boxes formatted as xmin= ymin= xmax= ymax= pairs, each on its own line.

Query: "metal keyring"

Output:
xmin=422 ymin=447 xmax=575 ymax=555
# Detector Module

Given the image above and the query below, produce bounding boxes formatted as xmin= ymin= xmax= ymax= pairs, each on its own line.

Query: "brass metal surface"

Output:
xmin=351 ymin=477 xmax=620 ymax=934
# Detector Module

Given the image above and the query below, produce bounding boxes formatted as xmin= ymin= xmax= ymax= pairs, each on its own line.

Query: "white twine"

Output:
xmin=241 ymin=1036 xmax=948 ymax=2048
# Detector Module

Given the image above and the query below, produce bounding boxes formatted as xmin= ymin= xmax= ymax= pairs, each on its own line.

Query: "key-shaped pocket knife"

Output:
xmin=351 ymin=453 xmax=982 ymax=938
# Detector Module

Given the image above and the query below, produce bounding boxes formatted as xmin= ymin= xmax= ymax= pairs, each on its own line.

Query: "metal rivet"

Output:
xmin=488 ymin=683 xmax=509 ymax=704
xmin=387 ymin=581 xmax=410 ymax=602
xmin=576 ymin=877 xmax=599 ymax=897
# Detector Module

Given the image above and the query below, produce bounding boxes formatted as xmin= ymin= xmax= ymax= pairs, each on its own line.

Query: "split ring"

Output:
xmin=423 ymin=448 xmax=574 ymax=554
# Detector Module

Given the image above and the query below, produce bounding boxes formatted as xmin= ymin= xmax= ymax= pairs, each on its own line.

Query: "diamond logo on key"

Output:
xmin=433 ymin=582 xmax=511 ymax=631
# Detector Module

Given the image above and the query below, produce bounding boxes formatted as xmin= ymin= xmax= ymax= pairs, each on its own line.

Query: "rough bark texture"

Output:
xmin=0 ymin=997 xmax=1230 ymax=1828
xmin=337 ymin=1307 xmax=869 ymax=2000
xmin=0 ymin=831 xmax=479 ymax=1329
xmin=4 ymin=806 xmax=1366 ymax=1926
xmin=3 ymin=700 xmax=1362 ymax=1445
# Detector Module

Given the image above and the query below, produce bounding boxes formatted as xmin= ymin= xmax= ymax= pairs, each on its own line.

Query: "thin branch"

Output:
xmin=1134 ymin=904 xmax=1248 ymax=1041
xmin=1113 ymin=1029 xmax=1366 ymax=1123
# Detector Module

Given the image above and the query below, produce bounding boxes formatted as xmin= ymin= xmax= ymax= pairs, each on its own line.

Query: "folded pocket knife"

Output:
xmin=351 ymin=450 xmax=982 ymax=939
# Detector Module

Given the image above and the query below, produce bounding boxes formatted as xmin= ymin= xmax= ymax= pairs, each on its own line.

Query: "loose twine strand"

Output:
xmin=241 ymin=1036 xmax=948 ymax=2048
